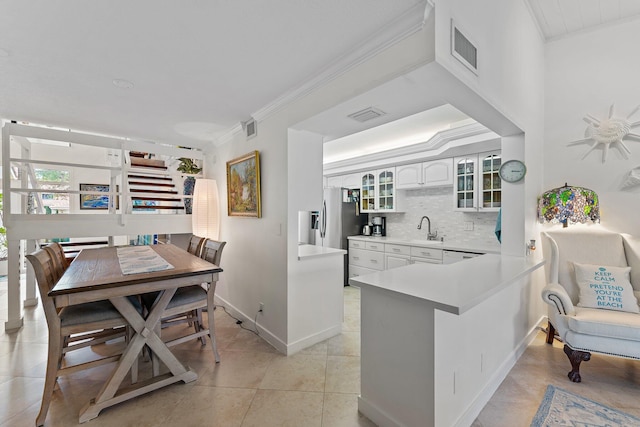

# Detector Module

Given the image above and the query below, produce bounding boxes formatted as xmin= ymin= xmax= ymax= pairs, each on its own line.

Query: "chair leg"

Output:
xmin=37 ymin=332 xmax=62 ymax=427
xmin=207 ymin=286 xmax=220 ymax=363
xmin=195 ymin=309 xmax=206 ymax=346
xmin=546 ymin=322 xmax=556 ymax=344
xmin=564 ymin=344 xmax=590 ymax=383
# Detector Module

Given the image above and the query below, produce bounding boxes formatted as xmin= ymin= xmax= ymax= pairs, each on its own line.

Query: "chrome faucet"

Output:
xmin=417 ymin=215 xmax=438 ymax=240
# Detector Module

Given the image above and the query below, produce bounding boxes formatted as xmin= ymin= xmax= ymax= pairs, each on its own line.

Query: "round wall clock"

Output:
xmin=498 ymin=160 xmax=527 ymax=183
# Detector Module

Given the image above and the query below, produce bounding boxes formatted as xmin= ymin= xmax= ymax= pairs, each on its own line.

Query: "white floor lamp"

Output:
xmin=192 ymin=179 xmax=220 ymax=240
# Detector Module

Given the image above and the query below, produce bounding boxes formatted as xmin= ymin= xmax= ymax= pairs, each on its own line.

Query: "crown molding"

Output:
xmin=323 ymin=123 xmax=497 ymax=174
xmin=213 ymin=0 xmax=432 ymax=147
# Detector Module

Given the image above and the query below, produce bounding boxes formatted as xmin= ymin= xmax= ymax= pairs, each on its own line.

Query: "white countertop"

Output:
xmin=349 ymin=254 xmax=544 ymax=315
xmin=347 ymin=235 xmax=500 ymax=254
xmin=298 ymin=244 xmax=347 ymax=260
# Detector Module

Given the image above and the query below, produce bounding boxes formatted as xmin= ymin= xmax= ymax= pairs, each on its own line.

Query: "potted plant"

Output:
xmin=177 ymin=158 xmax=202 ymax=214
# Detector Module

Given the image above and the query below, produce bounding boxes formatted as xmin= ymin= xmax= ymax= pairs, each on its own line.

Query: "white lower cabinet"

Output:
xmin=410 ymin=246 xmax=443 ymax=263
xmin=385 ymin=254 xmax=411 ymax=269
xmin=349 ymin=248 xmax=384 ymax=271
xmin=349 ymin=239 xmax=450 ymax=279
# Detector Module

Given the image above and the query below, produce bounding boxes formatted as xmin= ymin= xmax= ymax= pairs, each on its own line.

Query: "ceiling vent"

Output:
xmin=347 ymin=107 xmax=386 ymax=123
xmin=242 ymin=118 xmax=257 ymax=139
xmin=451 ymin=20 xmax=478 ymax=75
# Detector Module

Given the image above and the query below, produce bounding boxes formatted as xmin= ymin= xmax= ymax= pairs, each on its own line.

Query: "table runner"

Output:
xmin=116 ymin=246 xmax=174 ymax=275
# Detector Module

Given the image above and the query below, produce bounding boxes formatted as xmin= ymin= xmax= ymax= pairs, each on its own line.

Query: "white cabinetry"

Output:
xmin=326 ymin=172 xmax=362 ymax=189
xmin=454 ymin=150 xmax=501 ymax=212
xmin=349 ymin=239 xmax=446 ymax=279
xmin=342 ymin=173 xmax=361 ymax=189
xmin=396 ymin=159 xmax=454 ymax=189
xmin=385 ymin=244 xmax=411 ymax=270
xmin=410 ymin=246 xmax=443 ymax=264
xmin=360 ymin=168 xmax=400 ymax=213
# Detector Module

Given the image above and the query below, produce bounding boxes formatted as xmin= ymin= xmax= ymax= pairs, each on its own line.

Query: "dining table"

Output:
xmin=49 ymin=243 xmax=222 ymax=423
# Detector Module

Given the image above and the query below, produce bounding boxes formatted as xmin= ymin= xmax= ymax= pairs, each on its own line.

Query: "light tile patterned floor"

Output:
xmin=2 ymin=280 xmax=640 ymax=426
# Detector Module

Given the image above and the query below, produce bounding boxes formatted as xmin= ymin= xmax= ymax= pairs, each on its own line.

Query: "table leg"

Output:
xmin=78 ymin=288 xmax=197 ymax=423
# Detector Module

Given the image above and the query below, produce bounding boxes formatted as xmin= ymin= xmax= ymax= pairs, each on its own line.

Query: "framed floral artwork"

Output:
xmin=226 ymin=151 xmax=261 ymax=217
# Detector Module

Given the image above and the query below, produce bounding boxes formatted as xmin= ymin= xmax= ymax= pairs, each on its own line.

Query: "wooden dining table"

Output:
xmin=49 ymin=243 xmax=222 ymax=423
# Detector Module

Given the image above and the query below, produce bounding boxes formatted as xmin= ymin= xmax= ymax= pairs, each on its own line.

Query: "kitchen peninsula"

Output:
xmin=351 ymin=254 xmax=544 ymax=427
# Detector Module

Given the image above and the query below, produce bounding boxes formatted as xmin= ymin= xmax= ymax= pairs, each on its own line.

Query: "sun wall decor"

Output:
xmin=568 ymin=104 xmax=640 ymax=163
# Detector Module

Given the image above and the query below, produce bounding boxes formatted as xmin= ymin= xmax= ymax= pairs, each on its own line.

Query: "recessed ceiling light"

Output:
xmin=0 ymin=48 xmax=9 ymax=57
xmin=112 ymin=78 xmax=134 ymax=89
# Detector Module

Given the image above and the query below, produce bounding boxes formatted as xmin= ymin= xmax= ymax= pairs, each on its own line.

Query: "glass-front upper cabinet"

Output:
xmin=454 ymin=151 xmax=501 ymax=212
xmin=360 ymin=168 xmax=399 ymax=213
xmin=481 ymin=152 xmax=501 ymax=210
xmin=361 ymin=173 xmax=376 ymax=213
xmin=377 ymin=169 xmax=394 ymax=211
xmin=454 ymin=156 xmax=477 ymax=211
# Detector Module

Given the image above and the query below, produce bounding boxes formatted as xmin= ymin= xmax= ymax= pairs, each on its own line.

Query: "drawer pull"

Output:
xmin=370 ymin=259 xmax=378 ymax=263
xmin=393 ymin=248 xmax=400 ymax=252
xmin=353 ymin=256 xmax=360 ymax=260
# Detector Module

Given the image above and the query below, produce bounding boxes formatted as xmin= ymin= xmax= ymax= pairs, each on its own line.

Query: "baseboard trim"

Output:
xmin=4 ymin=317 xmax=24 ymax=332
xmin=286 ymin=325 xmax=342 ymax=355
xmin=214 ymin=296 xmax=288 ymax=354
xmin=23 ymin=297 xmax=38 ymax=308
xmin=358 ymin=395 xmax=406 ymax=427
xmin=453 ymin=315 xmax=547 ymax=427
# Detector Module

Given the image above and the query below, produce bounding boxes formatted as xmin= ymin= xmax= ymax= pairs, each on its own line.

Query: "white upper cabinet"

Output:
xmin=396 ymin=159 xmax=453 ymax=189
xmin=360 ymin=168 xmax=400 ymax=213
xmin=342 ymin=173 xmax=361 ymax=189
xmin=325 ymin=172 xmax=362 ymax=189
xmin=453 ymin=151 xmax=501 ymax=212
xmin=395 ymin=163 xmax=422 ymax=189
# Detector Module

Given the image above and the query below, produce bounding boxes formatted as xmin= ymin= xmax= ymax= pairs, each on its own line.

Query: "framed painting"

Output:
xmin=226 ymin=151 xmax=261 ymax=217
xmin=79 ymin=183 xmax=119 ymax=210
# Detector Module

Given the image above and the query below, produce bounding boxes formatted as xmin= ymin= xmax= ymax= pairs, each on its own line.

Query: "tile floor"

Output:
xmin=2 ymin=280 xmax=640 ymax=426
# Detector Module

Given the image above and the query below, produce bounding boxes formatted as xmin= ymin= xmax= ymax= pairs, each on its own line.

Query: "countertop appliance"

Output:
xmin=317 ymin=187 xmax=368 ymax=285
xmin=372 ymin=216 xmax=386 ymax=237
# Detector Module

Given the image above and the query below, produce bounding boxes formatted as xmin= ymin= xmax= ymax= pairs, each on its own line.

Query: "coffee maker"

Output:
xmin=372 ymin=216 xmax=386 ymax=237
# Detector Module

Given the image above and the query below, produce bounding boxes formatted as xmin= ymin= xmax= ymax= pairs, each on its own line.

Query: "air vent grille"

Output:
xmin=451 ymin=21 xmax=478 ymax=74
xmin=347 ymin=107 xmax=386 ymax=123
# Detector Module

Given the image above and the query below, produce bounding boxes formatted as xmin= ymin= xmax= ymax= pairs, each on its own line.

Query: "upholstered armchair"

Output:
xmin=541 ymin=229 xmax=640 ymax=382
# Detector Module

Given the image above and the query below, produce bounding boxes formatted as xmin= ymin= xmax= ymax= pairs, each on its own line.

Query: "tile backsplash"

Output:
xmin=368 ymin=187 xmax=500 ymax=248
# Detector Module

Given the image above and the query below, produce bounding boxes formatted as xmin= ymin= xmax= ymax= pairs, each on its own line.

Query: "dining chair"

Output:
xmin=142 ymin=239 xmax=226 ymax=362
xmin=43 ymin=243 xmax=128 ymax=351
xmin=26 ymin=248 xmax=140 ymax=427
xmin=186 ymin=234 xmax=205 ymax=257
xmin=43 ymin=242 xmax=69 ymax=282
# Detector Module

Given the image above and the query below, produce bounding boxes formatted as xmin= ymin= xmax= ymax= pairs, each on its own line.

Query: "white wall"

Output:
xmin=544 ymin=18 xmax=640 ymax=235
xmin=207 ymin=27 xmax=437 ymax=349
xmin=208 ymin=0 xmax=546 ymax=354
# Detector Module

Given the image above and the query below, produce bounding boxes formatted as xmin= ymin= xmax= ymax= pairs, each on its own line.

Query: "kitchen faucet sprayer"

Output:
xmin=417 ymin=216 xmax=438 ymax=240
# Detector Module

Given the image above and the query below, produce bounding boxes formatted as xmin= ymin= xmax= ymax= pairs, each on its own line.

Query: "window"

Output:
xmin=35 ymin=168 xmax=70 ymax=214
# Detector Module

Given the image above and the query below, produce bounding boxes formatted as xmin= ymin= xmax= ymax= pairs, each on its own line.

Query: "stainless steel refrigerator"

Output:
xmin=317 ymin=187 xmax=368 ymax=285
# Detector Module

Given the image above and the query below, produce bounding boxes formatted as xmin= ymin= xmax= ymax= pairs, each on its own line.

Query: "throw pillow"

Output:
xmin=574 ymin=262 xmax=639 ymax=313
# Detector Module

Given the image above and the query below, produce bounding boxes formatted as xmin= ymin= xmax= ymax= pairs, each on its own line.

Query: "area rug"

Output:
xmin=531 ymin=385 xmax=640 ymax=426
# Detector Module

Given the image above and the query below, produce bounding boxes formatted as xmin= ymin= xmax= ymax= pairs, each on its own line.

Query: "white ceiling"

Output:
xmin=527 ymin=0 xmax=640 ymax=41
xmin=3 ymin=1 xmax=639 ymax=156
xmin=0 ymin=0 xmax=425 ymax=149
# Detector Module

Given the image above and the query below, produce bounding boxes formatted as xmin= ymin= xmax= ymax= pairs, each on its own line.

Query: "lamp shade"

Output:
xmin=192 ymin=179 xmax=220 ymax=240
xmin=537 ymin=183 xmax=600 ymax=227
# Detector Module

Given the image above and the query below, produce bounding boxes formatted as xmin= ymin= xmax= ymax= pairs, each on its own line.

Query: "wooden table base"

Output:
xmin=78 ymin=289 xmax=197 ymax=423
